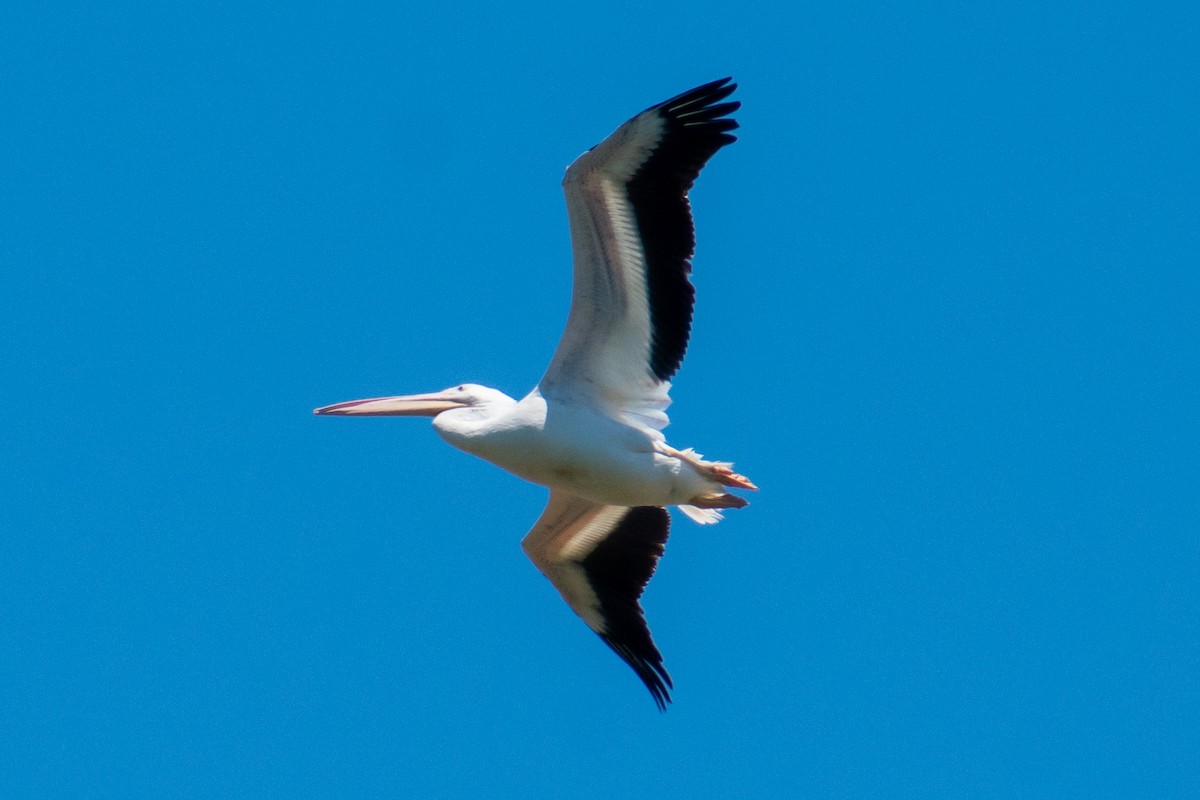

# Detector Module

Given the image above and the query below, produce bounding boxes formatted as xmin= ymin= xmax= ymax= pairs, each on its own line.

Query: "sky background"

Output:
xmin=2 ymin=1 xmax=1198 ymax=797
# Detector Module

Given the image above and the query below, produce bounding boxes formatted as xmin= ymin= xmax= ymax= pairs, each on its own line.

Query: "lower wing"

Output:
xmin=521 ymin=492 xmax=673 ymax=709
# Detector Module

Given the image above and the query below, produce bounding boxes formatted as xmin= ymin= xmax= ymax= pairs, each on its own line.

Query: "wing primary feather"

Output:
xmin=627 ymin=79 xmax=740 ymax=381
xmin=581 ymin=506 xmax=673 ymax=709
xmin=522 ymin=498 xmax=674 ymax=709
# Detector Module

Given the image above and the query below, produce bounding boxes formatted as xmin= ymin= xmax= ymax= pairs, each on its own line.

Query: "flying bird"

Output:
xmin=316 ymin=78 xmax=754 ymax=709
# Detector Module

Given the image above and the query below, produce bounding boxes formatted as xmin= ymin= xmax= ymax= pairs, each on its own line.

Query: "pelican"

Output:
xmin=316 ymin=78 xmax=754 ymax=709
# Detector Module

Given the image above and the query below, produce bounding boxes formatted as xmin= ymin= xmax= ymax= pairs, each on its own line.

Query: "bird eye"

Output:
xmin=457 ymin=385 xmax=465 ymax=392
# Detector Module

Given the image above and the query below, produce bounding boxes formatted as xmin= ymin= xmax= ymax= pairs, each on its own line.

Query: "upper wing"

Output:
xmin=521 ymin=492 xmax=673 ymax=709
xmin=538 ymin=78 xmax=739 ymax=433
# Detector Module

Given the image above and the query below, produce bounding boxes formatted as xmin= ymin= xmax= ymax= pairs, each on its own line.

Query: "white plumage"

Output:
xmin=316 ymin=79 xmax=753 ymax=709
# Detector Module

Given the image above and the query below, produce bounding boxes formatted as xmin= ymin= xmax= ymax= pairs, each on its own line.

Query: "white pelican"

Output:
xmin=316 ymin=78 xmax=754 ymax=709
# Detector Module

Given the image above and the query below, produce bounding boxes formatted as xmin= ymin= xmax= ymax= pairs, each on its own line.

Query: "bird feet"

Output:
xmin=705 ymin=463 xmax=759 ymax=491
xmin=687 ymin=491 xmax=750 ymax=510
xmin=669 ymin=446 xmax=757 ymax=523
xmin=664 ymin=446 xmax=759 ymax=491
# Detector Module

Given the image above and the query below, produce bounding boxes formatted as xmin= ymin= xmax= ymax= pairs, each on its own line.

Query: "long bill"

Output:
xmin=313 ymin=391 xmax=468 ymax=417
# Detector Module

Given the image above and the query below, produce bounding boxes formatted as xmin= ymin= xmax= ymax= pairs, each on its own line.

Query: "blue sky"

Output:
xmin=2 ymin=1 xmax=1198 ymax=797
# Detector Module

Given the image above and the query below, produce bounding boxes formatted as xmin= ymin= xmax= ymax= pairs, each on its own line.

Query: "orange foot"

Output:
xmin=688 ymin=491 xmax=750 ymax=510
xmin=707 ymin=464 xmax=759 ymax=491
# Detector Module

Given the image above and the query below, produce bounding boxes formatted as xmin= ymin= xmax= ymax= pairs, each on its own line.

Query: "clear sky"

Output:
xmin=2 ymin=1 xmax=1198 ymax=797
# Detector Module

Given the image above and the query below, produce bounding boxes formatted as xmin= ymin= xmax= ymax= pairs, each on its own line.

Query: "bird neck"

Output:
xmin=431 ymin=394 xmax=518 ymax=453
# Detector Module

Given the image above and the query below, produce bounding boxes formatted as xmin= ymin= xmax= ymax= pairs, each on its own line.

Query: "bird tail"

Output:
xmin=678 ymin=504 xmax=723 ymax=525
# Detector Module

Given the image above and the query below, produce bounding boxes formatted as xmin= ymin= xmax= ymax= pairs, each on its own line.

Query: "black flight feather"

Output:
xmin=625 ymin=78 xmax=740 ymax=381
xmin=580 ymin=505 xmax=673 ymax=709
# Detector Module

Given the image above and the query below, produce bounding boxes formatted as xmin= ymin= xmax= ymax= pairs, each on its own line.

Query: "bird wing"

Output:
xmin=521 ymin=491 xmax=673 ymax=709
xmin=538 ymin=78 xmax=739 ymax=435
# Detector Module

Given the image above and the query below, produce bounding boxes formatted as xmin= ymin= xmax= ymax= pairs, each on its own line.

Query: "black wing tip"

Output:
xmin=582 ymin=506 xmax=674 ymax=710
xmin=665 ymin=76 xmax=737 ymax=103
xmin=645 ymin=77 xmax=739 ymax=121
xmin=658 ymin=79 xmax=739 ymax=124
xmin=632 ymin=81 xmax=740 ymax=383
xmin=599 ymin=634 xmax=674 ymax=711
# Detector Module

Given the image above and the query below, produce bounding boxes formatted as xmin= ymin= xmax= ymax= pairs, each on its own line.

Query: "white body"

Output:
xmin=433 ymin=389 xmax=715 ymax=508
